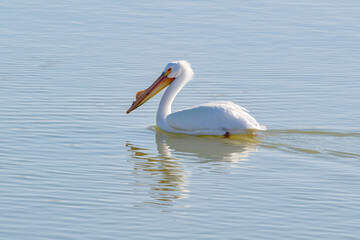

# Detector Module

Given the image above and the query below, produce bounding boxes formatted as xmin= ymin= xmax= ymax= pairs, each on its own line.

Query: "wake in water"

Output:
xmin=261 ymin=129 xmax=360 ymax=159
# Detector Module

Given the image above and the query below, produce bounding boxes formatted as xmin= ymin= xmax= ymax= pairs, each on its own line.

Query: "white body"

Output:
xmin=156 ymin=61 xmax=266 ymax=135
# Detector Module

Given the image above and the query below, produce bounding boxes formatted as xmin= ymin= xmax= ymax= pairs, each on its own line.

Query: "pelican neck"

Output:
xmin=156 ymin=70 xmax=192 ymax=131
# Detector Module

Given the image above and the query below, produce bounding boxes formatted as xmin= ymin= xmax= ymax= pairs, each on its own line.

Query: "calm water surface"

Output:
xmin=1 ymin=0 xmax=360 ymax=239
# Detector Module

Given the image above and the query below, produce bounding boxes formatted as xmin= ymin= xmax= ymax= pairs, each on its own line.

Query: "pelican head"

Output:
xmin=164 ymin=60 xmax=193 ymax=79
xmin=127 ymin=60 xmax=193 ymax=114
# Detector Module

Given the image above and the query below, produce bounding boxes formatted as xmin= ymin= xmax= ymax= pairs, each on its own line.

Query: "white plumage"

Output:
xmin=127 ymin=60 xmax=266 ymax=136
xmin=167 ymin=101 xmax=265 ymax=135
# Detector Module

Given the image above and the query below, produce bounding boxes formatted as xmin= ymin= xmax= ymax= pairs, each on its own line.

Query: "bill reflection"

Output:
xmin=127 ymin=142 xmax=189 ymax=206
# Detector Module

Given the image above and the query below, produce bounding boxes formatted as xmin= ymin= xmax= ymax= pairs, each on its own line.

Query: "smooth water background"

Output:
xmin=1 ymin=1 xmax=360 ymax=239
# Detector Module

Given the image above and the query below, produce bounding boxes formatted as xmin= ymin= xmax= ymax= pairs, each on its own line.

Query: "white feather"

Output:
xmin=167 ymin=101 xmax=265 ymax=133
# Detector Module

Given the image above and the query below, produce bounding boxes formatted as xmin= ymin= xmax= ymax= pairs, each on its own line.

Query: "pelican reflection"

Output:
xmin=127 ymin=128 xmax=260 ymax=206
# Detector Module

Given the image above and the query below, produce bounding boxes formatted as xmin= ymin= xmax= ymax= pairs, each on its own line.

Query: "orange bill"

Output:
xmin=126 ymin=72 xmax=175 ymax=114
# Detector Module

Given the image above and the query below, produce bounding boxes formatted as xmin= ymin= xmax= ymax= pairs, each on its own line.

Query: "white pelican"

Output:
xmin=127 ymin=60 xmax=266 ymax=136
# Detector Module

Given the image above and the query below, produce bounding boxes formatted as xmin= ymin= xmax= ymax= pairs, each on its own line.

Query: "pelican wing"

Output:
xmin=166 ymin=101 xmax=266 ymax=132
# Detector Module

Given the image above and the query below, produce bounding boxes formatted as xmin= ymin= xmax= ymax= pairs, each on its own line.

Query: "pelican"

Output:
xmin=127 ymin=60 xmax=266 ymax=136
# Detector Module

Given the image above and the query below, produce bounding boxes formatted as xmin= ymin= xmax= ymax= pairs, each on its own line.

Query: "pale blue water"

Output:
xmin=1 ymin=1 xmax=360 ymax=239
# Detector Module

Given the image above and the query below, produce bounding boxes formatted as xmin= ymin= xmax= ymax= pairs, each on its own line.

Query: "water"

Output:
xmin=1 ymin=0 xmax=360 ymax=239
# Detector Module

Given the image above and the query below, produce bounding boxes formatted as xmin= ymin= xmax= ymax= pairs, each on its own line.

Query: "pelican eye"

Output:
xmin=167 ymin=68 xmax=172 ymax=72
